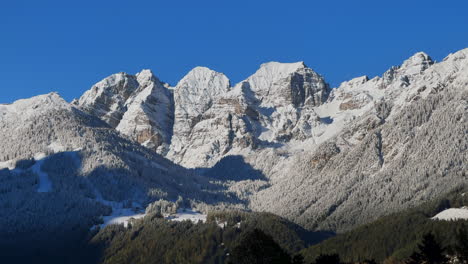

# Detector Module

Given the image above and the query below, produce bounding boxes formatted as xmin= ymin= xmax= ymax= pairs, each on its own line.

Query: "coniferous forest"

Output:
xmin=0 ymin=188 xmax=467 ymax=264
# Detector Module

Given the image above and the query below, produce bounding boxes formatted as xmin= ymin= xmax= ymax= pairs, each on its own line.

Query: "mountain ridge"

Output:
xmin=0 ymin=47 xmax=466 ymax=235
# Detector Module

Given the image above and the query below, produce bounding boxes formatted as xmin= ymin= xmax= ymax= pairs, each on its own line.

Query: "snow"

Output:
xmin=94 ymin=207 xmax=206 ymax=229
xmin=217 ymin=221 xmax=227 ymax=228
xmin=34 ymin=156 xmax=52 ymax=193
xmin=0 ymin=93 xmax=70 ymax=121
xmin=100 ymin=205 xmax=146 ymax=228
xmin=166 ymin=209 xmax=207 ymax=223
xmin=432 ymin=207 xmax=468 ymax=221
xmin=47 ymin=142 xmax=66 ymax=153
xmin=0 ymin=152 xmax=53 ymax=192
xmin=0 ymin=159 xmax=16 ymax=170
xmin=78 ymin=72 xmax=135 ymax=108
xmin=216 ymin=221 xmax=241 ymax=229
xmin=91 ymin=185 xmax=147 ymax=229
xmin=0 ymin=148 xmax=83 ymax=193
xmin=400 ymin=52 xmax=433 ymax=76
xmin=245 ymin=61 xmax=306 ymax=95
xmin=170 ymin=66 xmax=231 ymax=158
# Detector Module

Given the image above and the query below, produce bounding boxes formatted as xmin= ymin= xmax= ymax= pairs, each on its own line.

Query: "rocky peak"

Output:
xmin=173 ymin=66 xmax=231 ymax=119
xmin=381 ymin=52 xmax=434 ymax=87
xmin=116 ymin=71 xmax=174 ymax=155
xmin=244 ymin=61 xmax=329 ymax=108
xmin=76 ymin=72 xmax=139 ymax=127
xmin=76 ymin=70 xmax=174 ymax=154
xmin=176 ymin=67 xmax=231 ymax=98
xmin=247 ymin=62 xmax=307 ymax=89
xmin=136 ymin=69 xmax=155 ymax=82
xmin=169 ymin=67 xmax=231 ymax=156
xmin=338 ymin=76 xmax=369 ymax=90
xmin=400 ymin=52 xmax=434 ymax=76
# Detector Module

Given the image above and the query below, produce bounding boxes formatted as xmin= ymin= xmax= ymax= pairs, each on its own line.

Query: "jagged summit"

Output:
xmin=76 ymin=72 xmax=139 ymax=127
xmin=241 ymin=61 xmax=329 ymax=108
xmin=245 ymin=61 xmax=311 ymax=91
xmin=175 ymin=66 xmax=231 ymax=93
xmin=136 ymin=69 xmax=156 ymax=83
xmin=76 ymin=70 xmax=174 ymax=154
xmin=399 ymin=51 xmax=434 ymax=76
xmin=255 ymin=61 xmax=307 ymax=77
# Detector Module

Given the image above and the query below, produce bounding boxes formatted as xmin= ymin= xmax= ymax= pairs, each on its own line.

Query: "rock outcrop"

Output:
xmin=75 ymin=70 xmax=174 ymax=154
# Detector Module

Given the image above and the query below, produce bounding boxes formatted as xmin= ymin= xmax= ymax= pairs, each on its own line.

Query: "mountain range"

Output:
xmin=0 ymin=48 xmax=466 ymax=243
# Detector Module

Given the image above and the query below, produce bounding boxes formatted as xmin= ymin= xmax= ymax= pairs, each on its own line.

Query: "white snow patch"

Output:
xmin=217 ymin=220 xmax=227 ymax=228
xmin=166 ymin=209 xmax=207 ymax=223
xmin=33 ymin=154 xmax=52 ymax=193
xmin=48 ymin=142 xmax=66 ymax=153
xmin=1 ymin=151 xmax=82 ymax=192
xmin=0 ymin=159 xmax=16 ymax=170
xmin=91 ymin=187 xmax=147 ymax=229
xmin=101 ymin=206 xmax=146 ymax=228
xmin=432 ymin=207 xmax=468 ymax=221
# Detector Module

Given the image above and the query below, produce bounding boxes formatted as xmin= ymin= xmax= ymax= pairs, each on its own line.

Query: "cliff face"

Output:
xmin=76 ymin=69 xmax=174 ymax=154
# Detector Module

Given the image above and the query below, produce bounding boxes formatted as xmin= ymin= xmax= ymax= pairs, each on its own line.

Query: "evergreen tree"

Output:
xmin=292 ymin=254 xmax=305 ymax=264
xmin=406 ymin=233 xmax=448 ymax=264
xmin=454 ymin=224 xmax=468 ymax=264
xmin=315 ymin=254 xmax=341 ymax=264
xmin=361 ymin=259 xmax=377 ymax=264
xmin=228 ymin=228 xmax=291 ymax=264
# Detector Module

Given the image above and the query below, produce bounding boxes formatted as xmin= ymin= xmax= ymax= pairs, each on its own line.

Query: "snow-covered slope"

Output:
xmin=247 ymin=48 xmax=468 ymax=231
xmin=432 ymin=207 xmax=468 ymax=221
xmin=0 ymin=93 xmax=239 ymax=240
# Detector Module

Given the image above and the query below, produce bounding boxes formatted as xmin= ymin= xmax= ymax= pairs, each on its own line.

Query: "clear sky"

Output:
xmin=1 ymin=0 xmax=467 ymax=103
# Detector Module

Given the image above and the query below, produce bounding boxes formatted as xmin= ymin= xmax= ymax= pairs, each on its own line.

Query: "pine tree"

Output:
xmin=406 ymin=233 xmax=448 ymax=264
xmin=228 ymin=228 xmax=291 ymax=264
xmin=454 ymin=224 xmax=468 ymax=264
xmin=315 ymin=253 xmax=341 ymax=264
xmin=361 ymin=259 xmax=377 ymax=264
xmin=292 ymin=254 xmax=305 ymax=264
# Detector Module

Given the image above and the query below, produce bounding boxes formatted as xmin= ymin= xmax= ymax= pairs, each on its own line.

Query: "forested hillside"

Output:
xmin=302 ymin=187 xmax=468 ymax=263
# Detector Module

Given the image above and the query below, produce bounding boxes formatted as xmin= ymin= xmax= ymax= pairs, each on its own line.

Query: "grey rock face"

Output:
xmin=168 ymin=67 xmax=231 ymax=165
xmin=246 ymin=62 xmax=329 ymax=108
xmin=76 ymin=72 xmax=139 ymax=127
xmin=77 ymin=62 xmax=330 ymax=168
xmin=167 ymin=62 xmax=330 ymax=167
xmin=76 ymin=70 xmax=174 ymax=154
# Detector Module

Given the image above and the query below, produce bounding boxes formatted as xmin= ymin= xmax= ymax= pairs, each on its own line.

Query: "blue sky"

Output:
xmin=1 ymin=0 xmax=467 ymax=103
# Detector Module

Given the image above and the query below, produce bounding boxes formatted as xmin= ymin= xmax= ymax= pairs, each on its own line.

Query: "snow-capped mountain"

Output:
xmin=75 ymin=70 xmax=174 ymax=154
xmin=78 ymin=61 xmax=330 ymax=167
xmin=247 ymin=49 xmax=468 ymax=231
xmin=1 ymin=48 xmax=466 ymax=236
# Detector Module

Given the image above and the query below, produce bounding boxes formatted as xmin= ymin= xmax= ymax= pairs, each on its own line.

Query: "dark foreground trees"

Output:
xmin=228 ymin=228 xmax=292 ymax=264
xmin=406 ymin=233 xmax=448 ymax=264
xmin=454 ymin=224 xmax=468 ymax=264
xmin=314 ymin=254 xmax=341 ymax=264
